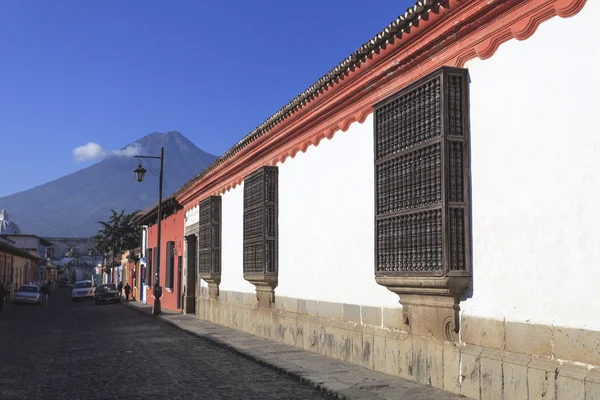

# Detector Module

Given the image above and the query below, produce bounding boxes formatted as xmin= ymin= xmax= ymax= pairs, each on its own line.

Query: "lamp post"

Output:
xmin=133 ymin=147 xmax=164 ymax=316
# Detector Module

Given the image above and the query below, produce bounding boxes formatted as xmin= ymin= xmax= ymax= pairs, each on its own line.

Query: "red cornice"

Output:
xmin=177 ymin=0 xmax=587 ymax=210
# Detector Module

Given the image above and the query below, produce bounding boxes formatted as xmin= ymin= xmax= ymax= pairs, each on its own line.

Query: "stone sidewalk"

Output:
xmin=124 ymin=301 xmax=466 ymax=400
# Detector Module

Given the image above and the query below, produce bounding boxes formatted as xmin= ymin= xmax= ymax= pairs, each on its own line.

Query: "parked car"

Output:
xmin=94 ymin=284 xmax=120 ymax=304
xmin=58 ymin=278 xmax=70 ymax=288
xmin=71 ymin=280 xmax=95 ymax=301
xmin=13 ymin=284 xmax=41 ymax=305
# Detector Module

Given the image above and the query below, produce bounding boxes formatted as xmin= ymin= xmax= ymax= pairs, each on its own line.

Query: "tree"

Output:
xmin=93 ymin=210 xmax=140 ymax=273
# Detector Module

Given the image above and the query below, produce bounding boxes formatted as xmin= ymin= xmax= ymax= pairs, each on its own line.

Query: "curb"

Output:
xmin=122 ymin=302 xmax=377 ymax=400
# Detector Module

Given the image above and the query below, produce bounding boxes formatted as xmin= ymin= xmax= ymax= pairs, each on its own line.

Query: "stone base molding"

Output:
xmin=196 ymin=289 xmax=600 ymax=399
xmin=183 ymin=295 xmax=195 ymax=315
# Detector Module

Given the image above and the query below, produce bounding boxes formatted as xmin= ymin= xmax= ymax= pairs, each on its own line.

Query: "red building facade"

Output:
xmin=139 ymin=198 xmax=184 ymax=312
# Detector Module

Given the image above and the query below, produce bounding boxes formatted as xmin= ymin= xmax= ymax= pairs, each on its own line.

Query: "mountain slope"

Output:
xmin=0 ymin=131 xmax=217 ymax=237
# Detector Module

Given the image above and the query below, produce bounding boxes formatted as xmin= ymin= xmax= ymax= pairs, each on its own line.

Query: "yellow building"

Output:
xmin=0 ymin=239 xmax=40 ymax=298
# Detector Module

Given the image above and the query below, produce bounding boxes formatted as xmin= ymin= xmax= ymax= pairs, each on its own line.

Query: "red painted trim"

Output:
xmin=177 ymin=0 xmax=587 ymax=210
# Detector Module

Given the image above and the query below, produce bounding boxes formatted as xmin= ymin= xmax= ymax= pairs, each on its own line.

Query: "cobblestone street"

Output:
xmin=0 ymin=288 xmax=331 ymax=400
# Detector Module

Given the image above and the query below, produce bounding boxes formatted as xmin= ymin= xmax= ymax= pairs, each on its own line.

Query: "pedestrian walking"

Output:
xmin=40 ymin=281 xmax=49 ymax=306
xmin=117 ymin=281 xmax=123 ymax=299
xmin=124 ymin=283 xmax=131 ymax=301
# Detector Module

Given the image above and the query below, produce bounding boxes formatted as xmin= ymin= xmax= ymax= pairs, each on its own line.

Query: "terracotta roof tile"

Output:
xmin=138 ymin=0 xmax=442 ymax=220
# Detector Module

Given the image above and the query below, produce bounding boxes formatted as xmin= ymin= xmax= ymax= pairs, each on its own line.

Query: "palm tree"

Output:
xmin=94 ymin=209 xmax=140 ymax=276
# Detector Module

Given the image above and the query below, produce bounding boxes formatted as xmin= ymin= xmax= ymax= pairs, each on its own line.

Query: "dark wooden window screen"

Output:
xmin=146 ymin=248 xmax=153 ymax=284
xmin=165 ymin=241 xmax=175 ymax=289
xmin=197 ymin=196 xmax=221 ymax=279
xmin=373 ymin=66 xmax=471 ymax=277
xmin=243 ymin=166 xmax=278 ymax=276
xmin=152 ymin=246 xmax=158 ymax=285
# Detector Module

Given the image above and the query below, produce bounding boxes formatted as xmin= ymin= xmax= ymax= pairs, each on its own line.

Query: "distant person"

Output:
xmin=117 ymin=281 xmax=124 ymax=298
xmin=40 ymin=282 xmax=49 ymax=306
xmin=0 ymin=282 xmax=4 ymax=310
xmin=124 ymin=283 xmax=131 ymax=301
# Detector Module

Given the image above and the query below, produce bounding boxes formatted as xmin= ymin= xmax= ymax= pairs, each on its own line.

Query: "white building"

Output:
xmin=137 ymin=1 xmax=599 ymax=398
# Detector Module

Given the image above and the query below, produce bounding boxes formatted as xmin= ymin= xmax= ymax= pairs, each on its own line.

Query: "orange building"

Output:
xmin=135 ymin=198 xmax=184 ymax=312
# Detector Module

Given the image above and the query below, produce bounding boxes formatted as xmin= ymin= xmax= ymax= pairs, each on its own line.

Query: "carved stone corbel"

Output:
xmin=376 ymin=276 xmax=469 ymax=341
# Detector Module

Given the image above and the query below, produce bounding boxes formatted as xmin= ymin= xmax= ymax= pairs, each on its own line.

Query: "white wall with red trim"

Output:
xmin=220 ymin=182 xmax=256 ymax=293
xmin=461 ymin=0 xmax=599 ymax=330
xmin=276 ymin=114 xmax=400 ymax=307
xmin=186 ymin=0 xmax=598 ymax=330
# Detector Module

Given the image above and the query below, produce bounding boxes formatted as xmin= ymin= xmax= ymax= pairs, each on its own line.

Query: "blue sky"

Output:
xmin=0 ymin=0 xmax=414 ymax=197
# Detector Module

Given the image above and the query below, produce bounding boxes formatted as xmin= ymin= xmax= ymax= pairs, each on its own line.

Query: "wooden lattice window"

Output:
xmin=197 ymin=196 xmax=221 ymax=281
xmin=374 ymin=67 xmax=471 ymax=278
xmin=146 ymin=248 xmax=153 ymax=285
xmin=243 ymin=166 xmax=278 ymax=278
xmin=152 ymin=246 xmax=158 ymax=286
xmin=165 ymin=241 xmax=174 ymax=289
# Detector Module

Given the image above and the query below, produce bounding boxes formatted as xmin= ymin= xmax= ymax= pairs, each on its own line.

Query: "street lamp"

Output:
xmin=134 ymin=165 xmax=147 ymax=182
xmin=133 ymin=146 xmax=164 ymax=317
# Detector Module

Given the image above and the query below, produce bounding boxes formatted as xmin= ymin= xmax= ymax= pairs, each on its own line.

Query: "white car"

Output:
xmin=13 ymin=284 xmax=41 ymax=305
xmin=72 ymin=280 xmax=95 ymax=301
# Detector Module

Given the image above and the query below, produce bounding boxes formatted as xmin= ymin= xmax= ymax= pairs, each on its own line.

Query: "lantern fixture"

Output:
xmin=133 ymin=164 xmax=147 ymax=182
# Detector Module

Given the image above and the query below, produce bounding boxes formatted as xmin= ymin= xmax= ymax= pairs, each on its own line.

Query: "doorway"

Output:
xmin=177 ymin=256 xmax=182 ymax=309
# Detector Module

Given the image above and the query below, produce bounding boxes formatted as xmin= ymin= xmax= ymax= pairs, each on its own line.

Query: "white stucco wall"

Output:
xmin=461 ymin=2 xmax=600 ymax=330
xmin=220 ymin=182 xmax=255 ymax=293
xmin=277 ymin=115 xmax=400 ymax=307
xmin=184 ymin=206 xmax=199 ymax=228
xmin=214 ymin=3 xmax=598 ymax=328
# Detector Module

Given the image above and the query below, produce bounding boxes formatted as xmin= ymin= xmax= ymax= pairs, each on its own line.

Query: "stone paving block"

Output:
xmin=554 ymin=325 xmax=600 ymax=366
xmin=382 ymin=307 xmax=405 ymax=331
xmin=343 ymin=303 xmax=361 ymax=324
xmin=411 ymin=335 xmax=429 ymax=385
xmin=427 ymin=338 xmax=444 ymax=390
xmin=361 ymin=305 xmax=382 ymax=328
xmin=297 ymin=299 xmax=308 ymax=315
xmin=361 ymin=327 xmax=375 ymax=370
xmin=397 ymin=333 xmax=413 ymax=380
xmin=318 ymin=300 xmax=343 ymax=321
xmin=286 ymin=314 xmax=298 ymax=346
xmin=443 ymin=342 xmax=461 ymax=395
xmin=306 ymin=299 xmax=319 ymax=317
xmin=351 ymin=325 xmax=364 ymax=366
xmin=460 ymin=345 xmax=482 ymax=400
xmin=503 ymin=352 xmax=530 ymax=400
xmin=505 ymin=320 xmax=552 ymax=357
xmin=384 ymin=335 xmax=399 ymax=377
xmin=373 ymin=331 xmax=386 ymax=373
xmin=323 ymin=322 xmax=336 ymax=358
xmin=557 ymin=363 xmax=587 ymax=400
xmin=461 ymin=314 xmax=505 ymax=350
xmin=271 ymin=309 xmax=285 ymax=343
xmin=528 ymin=356 xmax=559 ymax=400
xmin=586 ymin=368 xmax=600 ymax=400
xmin=479 ymin=348 xmax=504 ymax=400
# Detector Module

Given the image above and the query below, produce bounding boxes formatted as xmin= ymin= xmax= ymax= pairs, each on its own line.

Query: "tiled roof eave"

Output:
xmin=136 ymin=197 xmax=182 ymax=226
xmin=171 ymin=0 xmax=443 ymax=199
xmin=0 ymin=242 xmax=41 ymax=261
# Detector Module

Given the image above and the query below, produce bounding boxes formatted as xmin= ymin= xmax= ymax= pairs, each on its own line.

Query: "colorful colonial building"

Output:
xmin=136 ymin=198 xmax=184 ymax=311
xmin=0 ymin=237 xmax=40 ymax=297
xmin=134 ymin=1 xmax=598 ymax=398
